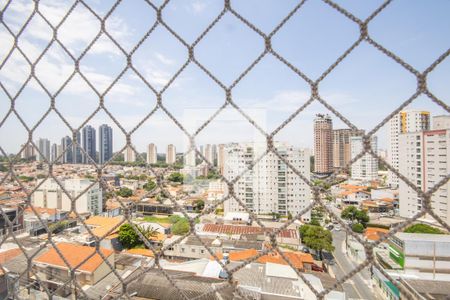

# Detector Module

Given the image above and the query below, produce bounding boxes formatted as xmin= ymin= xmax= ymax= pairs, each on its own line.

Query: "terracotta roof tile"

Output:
xmin=0 ymin=248 xmax=22 ymax=264
xmin=125 ymin=248 xmax=154 ymax=257
xmin=202 ymin=224 xmax=298 ymax=239
xmin=33 ymin=243 xmax=113 ymax=273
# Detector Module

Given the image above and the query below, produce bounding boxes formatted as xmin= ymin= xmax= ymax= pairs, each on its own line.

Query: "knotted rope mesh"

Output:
xmin=0 ymin=0 xmax=449 ymax=299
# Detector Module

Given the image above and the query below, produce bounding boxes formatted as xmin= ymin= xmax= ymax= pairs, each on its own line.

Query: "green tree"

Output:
xmin=193 ymin=199 xmax=205 ymax=212
xmin=139 ymin=225 xmax=158 ymax=240
xmin=287 ymin=211 xmax=293 ymax=220
xmin=341 ymin=206 xmax=369 ymax=226
xmin=352 ymin=223 xmax=364 ymax=233
xmin=18 ymin=175 xmax=34 ymax=182
xmin=404 ymin=224 xmax=444 ymax=234
xmin=299 ymin=225 xmax=334 ymax=260
xmin=169 ymin=215 xmax=182 ymax=224
xmin=172 ymin=218 xmax=190 ymax=235
xmin=118 ymin=223 xmax=140 ymax=248
xmin=118 ymin=224 xmax=157 ymax=249
xmin=143 ymin=179 xmax=156 ymax=191
xmin=310 ymin=218 xmax=321 ymax=226
xmin=168 ymin=172 xmax=184 ymax=183
xmin=0 ymin=164 xmax=8 ymax=172
xmin=117 ymin=187 xmax=133 ymax=198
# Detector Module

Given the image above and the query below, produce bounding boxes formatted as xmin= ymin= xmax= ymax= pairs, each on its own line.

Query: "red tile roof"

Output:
xmin=33 ymin=243 xmax=113 ymax=273
xmin=202 ymin=224 xmax=298 ymax=239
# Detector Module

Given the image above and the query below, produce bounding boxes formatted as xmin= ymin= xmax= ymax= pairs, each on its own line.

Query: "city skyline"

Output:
xmin=1 ymin=1 xmax=449 ymax=154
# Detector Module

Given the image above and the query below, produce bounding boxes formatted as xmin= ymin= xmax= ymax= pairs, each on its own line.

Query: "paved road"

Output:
xmin=330 ymin=230 xmax=379 ymax=300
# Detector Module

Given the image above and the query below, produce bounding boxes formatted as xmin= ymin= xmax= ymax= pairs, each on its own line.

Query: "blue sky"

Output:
xmin=0 ymin=0 xmax=449 ymax=155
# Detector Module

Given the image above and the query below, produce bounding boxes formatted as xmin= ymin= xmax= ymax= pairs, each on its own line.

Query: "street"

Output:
xmin=330 ymin=230 xmax=379 ymax=300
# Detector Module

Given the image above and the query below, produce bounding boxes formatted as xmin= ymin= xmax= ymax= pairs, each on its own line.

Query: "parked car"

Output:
xmin=326 ymin=224 xmax=334 ymax=230
xmin=334 ymin=225 xmax=341 ymax=231
xmin=301 ymin=247 xmax=310 ymax=253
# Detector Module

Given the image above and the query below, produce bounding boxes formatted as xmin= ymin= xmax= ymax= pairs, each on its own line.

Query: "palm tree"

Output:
xmin=138 ymin=225 xmax=158 ymax=240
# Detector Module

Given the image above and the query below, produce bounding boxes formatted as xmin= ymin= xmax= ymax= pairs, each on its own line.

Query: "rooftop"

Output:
xmin=33 ymin=242 xmax=114 ymax=273
xmin=395 ymin=232 xmax=450 ymax=242
xmin=201 ymin=224 xmax=298 ymax=239
xmin=85 ymin=216 xmax=124 ymax=237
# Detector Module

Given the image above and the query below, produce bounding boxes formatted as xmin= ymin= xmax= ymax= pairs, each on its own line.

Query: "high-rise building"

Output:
xmin=82 ymin=125 xmax=96 ymax=163
xmin=211 ymin=144 xmax=217 ymax=166
xmin=147 ymin=143 xmax=157 ymax=164
xmin=333 ymin=129 xmax=364 ymax=169
xmin=399 ymin=117 xmax=450 ymax=223
xmin=184 ymin=148 xmax=196 ymax=167
xmin=57 ymin=144 xmax=63 ymax=163
xmin=433 ymin=115 xmax=450 ymax=130
xmin=61 ymin=136 xmax=73 ymax=164
xmin=314 ymin=114 xmax=333 ymax=176
xmin=350 ymin=136 xmax=378 ymax=181
xmin=21 ymin=143 xmax=35 ymax=160
xmin=123 ymin=145 xmax=136 ymax=163
xmin=99 ymin=124 xmax=113 ymax=164
xmin=217 ymin=144 xmax=225 ymax=174
xmin=223 ymin=142 xmax=311 ymax=220
xmin=72 ymin=131 xmax=83 ymax=164
xmin=37 ymin=138 xmax=50 ymax=162
xmin=166 ymin=144 xmax=176 ymax=164
xmin=388 ymin=110 xmax=430 ymax=187
xmin=51 ymin=143 xmax=58 ymax=162
xmin=204 ymin=144 xmax=213 ymax=164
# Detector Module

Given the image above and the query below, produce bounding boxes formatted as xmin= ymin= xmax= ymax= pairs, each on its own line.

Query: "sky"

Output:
xmin=0 ymin=0 xmax=449 ymax=155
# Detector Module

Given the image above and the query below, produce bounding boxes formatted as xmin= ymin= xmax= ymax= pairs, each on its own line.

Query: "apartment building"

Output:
xmin=399 ymin=127 xmax=450 ymax=223
xmin=147 ymin=143 xmax=157 ymax=164
xmin=82 ymin=125 xmax=96 ymax=163
xmin=217 ymin=144 xmax=225 ymax=174
xmin=20 ymin=143 xmax=35 ymax=160
xmin=332 ymin=129 xmax=364 ymax=169
xmin=223 ymin=142 xmax=311 ymax=220
xmin=350 ymin=135 xmax=378 ymax=181
xmin=32 ymin=178 xmax=103 ymax=215
xmin=314 ymin=114 xmax=333 ymax=176
xmin=99 ymin=124 xmax=113 ymax=164
xmin=388 ymin=110 xmax=430 ymax=187
xmin=37 ymin=138 xmax=50 ymax=162
xmin=166 ymin=144 xmax=176 ymax=164
xmin=51 ymin=143 xmax=58 ymax=162
xmin=388 ymin=233 xmax=450 ymax=281
xmin=123 ymin=145 xmax=136 ymax=163
xmin=61 ymin=136 xmax=73 ymax=164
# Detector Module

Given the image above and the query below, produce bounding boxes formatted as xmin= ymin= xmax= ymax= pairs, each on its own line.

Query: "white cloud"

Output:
xmin=190 ymin=1 xmax=207 ymax=14
xmin=0 ymin=0 xmax=137 ymax=97
xmin=155 ymin=52 xmax=175 ymax=65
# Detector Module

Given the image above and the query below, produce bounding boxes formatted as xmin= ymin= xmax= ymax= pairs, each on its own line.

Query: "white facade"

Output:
xmin=223 ymin=142 xmax=311 ymax=220
xmin=184 ymin=148 xmax=196 ymax=167
xmin=217 ymin=144 xmax=225 ymax=174
xmin=433 ymin=115 xmax=450 ymax=130
xmin=21 ymin=143 xmax=35 ymax=160
xmin=37 ymin=138 xmax=50 ymax=162
xmin=350 ymin=136 xmax=378 ymax=181
xmin=166 ymin=144 xmax=176 ymax=164
xmin=388 ymin=110 xmax=430 ymax=187
xmin=123 ymin=145 xmax=136 ymax=163
xmin=32 ymin=178 xmax=103 ymax=215
xmin=390 ymin=233 xmax=450 ymax=281
xmin=147 ymin=143 xmax=157 ymax=164
xmin=399 ymin=129 xmax=450 ymax=223
xmin=204 ymin=144 xmax=213 ymax=163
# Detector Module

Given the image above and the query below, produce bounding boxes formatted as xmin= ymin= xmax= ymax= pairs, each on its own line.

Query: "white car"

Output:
xmin=334 ymin=225 xmax=341 ymax=231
